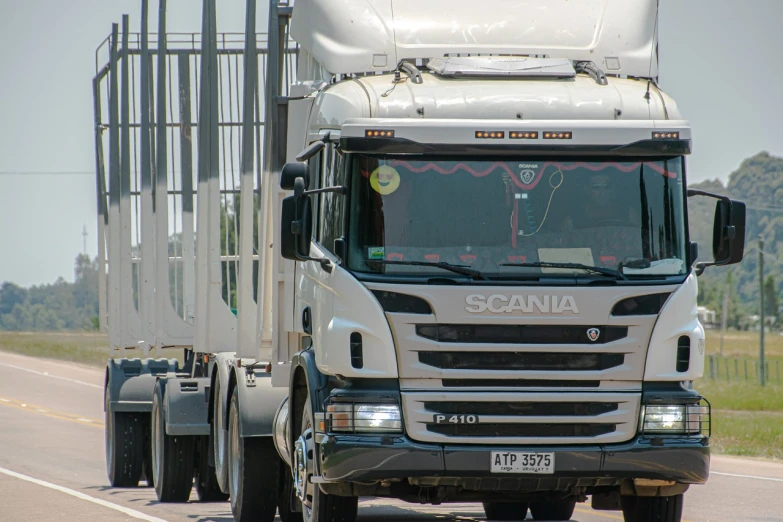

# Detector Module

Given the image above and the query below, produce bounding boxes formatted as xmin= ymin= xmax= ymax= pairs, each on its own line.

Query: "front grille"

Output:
xmin=427 ymin=423 xmax=616 ymax=438
xmin=416 ymin=324 xmax=627 ymax=344
xmin=419 ymin=351 xmax=624 ymax=371
xmin=423 ymin=401 xmax=618 ymax=417
xmin=402 ymin=391 xmax=640 ymax=445
xmin=442 ymin=379 xmax=601 ymax=388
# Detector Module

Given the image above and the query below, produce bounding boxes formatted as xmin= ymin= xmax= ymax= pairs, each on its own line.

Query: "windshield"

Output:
xmin=346 ymin=155 xmax=688 ymax=280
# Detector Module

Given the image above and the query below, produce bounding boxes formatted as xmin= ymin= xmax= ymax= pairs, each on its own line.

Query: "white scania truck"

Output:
xmin=94 ymin=1 xmax=746 ymax=522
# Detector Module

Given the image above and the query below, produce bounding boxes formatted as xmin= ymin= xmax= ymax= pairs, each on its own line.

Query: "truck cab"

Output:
xmin=270 ymin=1 xmax=747 ymax=522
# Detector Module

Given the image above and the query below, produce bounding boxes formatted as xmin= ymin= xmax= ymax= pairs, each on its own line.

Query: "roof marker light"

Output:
xmin=509 ymin=131 xmax=539 ymax=139
xmin=543 ymin=131 xmax=572 ymax=140
xmin=652 ymin=131 xmax=680 ymax=140
xmin=365 ymin=129 xmax=395 ymax=138
xmin=475 ymin=131 xmax=505 ymax=139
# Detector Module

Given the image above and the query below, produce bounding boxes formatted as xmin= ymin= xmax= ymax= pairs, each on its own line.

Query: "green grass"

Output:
xmin=697 ymin=379 xmax=783 ymax=411
xmin=0 ymin=331 xmax=183 ymax=368
xmin=708 ymin=410 xmax=783 ymax=461
xmin=0 ymin=331 xmax=111 ymax=367
xmin=705 ymin=329 xmax=783 ymax=359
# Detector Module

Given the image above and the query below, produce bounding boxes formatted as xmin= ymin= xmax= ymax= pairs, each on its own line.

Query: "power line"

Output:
xmin=0 ymin=171 xmax=93 ymax=176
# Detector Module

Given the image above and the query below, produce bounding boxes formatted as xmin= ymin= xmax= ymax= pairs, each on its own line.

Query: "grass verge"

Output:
xmin=0 ymin=331 xmax=184 ymax=368
xmin=709 ymin=410 xmax=783 ymax=461
xmin=0 ymin=331 xmax=110 ymax=367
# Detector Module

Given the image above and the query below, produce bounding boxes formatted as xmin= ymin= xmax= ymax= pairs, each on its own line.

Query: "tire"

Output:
xmin=141 ymin=413 xmax=154 ymax=487
xmin=279 ymin=463 xmax=304 ymax=522
xmin=195 ymin=435 xmax=229 ymax=502
xmin=482 ymin=501 xmax=529 ymax=521
xmin=621 ymin=494 xmax=683 ymax=522
xmin=227 ymin=386 xmax=279 ymax=522
xmin=105 ymin=388 xmax=144 ymax=487
xmin=151 ymin=380 xmax=195 ymax=502
xmin=529 ymin=499 xmax=576 ymax=520
xmin=212 ymin=374 xmax=230 ymax=493
xmin=298 ymin=397 xmax=358 ymax=522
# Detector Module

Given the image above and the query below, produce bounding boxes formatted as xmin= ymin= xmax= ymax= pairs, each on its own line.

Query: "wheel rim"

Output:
xmin=151 ymin=395 xmax=162 ymax=487
xmin=228 ymin=401 xmax=240 ymax=502
xmin=214 ymin=383 xmax=227 ymax=486
xmin=297 ymin=413 xmax=316 ymax=518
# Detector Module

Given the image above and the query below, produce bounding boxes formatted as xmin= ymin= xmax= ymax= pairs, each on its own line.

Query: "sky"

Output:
xmin=1 ymin=0 xmax=782 ymax=287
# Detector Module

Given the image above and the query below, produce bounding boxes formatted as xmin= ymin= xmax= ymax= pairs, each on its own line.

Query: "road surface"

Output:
xmin=1 ymin=350 xmax=782 ymax=522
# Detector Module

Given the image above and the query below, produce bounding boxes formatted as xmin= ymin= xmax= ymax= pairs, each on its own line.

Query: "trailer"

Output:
xmin=93 ymin=1 xmax=748 ymax=522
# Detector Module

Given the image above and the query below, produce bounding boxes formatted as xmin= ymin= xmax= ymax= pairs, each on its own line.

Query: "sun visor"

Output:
xmin=290 ymin=0 xmax=659 ymax=79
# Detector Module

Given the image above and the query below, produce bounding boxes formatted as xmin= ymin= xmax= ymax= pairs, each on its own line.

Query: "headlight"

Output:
xmin=641 ymin=403 xmax=710 ymax=435
xmin=326 ymin=403 xmax=402 ymax=433
xmin=643 ymin=405 xmax=685 ymax=432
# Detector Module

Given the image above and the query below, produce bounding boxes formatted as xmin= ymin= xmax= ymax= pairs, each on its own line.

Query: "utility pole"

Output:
xmin=759 ymin=235 xmax=765 ymax=387
xmin=720 ymin=284 xmax=729 ymax=356
xmin=82 ymin=225 xmax=88 ymax=255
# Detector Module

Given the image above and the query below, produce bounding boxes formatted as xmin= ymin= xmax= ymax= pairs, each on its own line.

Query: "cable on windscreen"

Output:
xmin=513 ymin=169 xmax=564 ymax=238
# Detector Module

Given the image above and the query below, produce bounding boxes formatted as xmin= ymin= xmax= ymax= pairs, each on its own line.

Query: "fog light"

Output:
xmin=354 ymin=404 xmax=402 ymax=432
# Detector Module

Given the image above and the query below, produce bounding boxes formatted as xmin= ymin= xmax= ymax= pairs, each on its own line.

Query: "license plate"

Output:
xmin=490 ymin=451 xmax=554 ymax=474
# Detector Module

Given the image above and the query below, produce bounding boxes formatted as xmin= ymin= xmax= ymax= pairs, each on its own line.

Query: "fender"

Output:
xmin=290 ymin=348 xmax=329 ymax=414
xmin=104 ymin=358 xmax=178 ymax=413
xmin=161 ymin=375 xmax=211 ymax=436
xmin=211 ymin=352 xmax=234 ymax=431
xmin=230 ymin=364 xmax=289 ymax=437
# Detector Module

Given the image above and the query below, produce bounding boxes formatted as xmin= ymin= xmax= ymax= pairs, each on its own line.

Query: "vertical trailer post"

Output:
xmin=139 ymin=0 xmax=158 ymax=351
xmin=93 ymin=76 xmax=109 ymax=333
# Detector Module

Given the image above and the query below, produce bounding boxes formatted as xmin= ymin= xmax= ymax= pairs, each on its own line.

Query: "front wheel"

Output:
xmin=621 ymin=494 xmax=683 ymax=522
xmin=482 ymin=501 xmax=529 ymax=521
xmin=529 ymin=499 xmax=576 ymax=520
xmin=298 ymin=397 xmax=358 ymax=522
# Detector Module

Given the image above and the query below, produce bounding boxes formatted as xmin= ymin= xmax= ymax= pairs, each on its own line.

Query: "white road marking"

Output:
xmin=712 ymin=471 xmax=783 ymax=483
xmin=0 ymin=362 xmax=102 ymax=389
xmin=77 ymin=418 xmax=93 ymax=423
xmin=0 ymin=466 xmax=168 ymax=522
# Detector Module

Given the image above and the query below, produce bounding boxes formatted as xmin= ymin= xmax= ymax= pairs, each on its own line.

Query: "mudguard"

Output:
xmin=105 ymin=358 xmax=179 ymax=413
xmin=162 ymin=375 xmax=211 ymax=436
xmin=211 ymin=352 xmax=235 ymax=429
xmin=291 ymin=349 xmax=329 ymax=413
xmin=232 ymin=365 xmax=289 ymax=438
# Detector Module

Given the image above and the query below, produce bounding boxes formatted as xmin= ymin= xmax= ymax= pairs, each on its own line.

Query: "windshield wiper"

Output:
xmin=366 ymin=259 xmax=489 ymax=280
xmin=499 ymin=261 xmax=628 ymax=281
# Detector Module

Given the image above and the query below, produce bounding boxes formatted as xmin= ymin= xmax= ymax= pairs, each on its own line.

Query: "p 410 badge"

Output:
xmin=433 ymin=414 xmax=479 ymax=424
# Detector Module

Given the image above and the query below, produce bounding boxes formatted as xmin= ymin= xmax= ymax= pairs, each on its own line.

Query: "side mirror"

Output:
xmin=712 ymin=198 xmax=746 ymax=265
xmin=280 ymin=195 xmax=313 ymax=260
xmin=688 ymin=189 xmax=746 ymax=275
xmin=280 ymin=162 xmax=309 ymax=190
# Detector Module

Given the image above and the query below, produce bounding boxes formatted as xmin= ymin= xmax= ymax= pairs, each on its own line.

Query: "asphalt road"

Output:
xmin=1 ymin=351 xmax=782 ymax=522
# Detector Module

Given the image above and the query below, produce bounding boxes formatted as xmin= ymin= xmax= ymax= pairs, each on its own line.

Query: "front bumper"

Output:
xmin=318 ymin=433 xmax=709 ymax=490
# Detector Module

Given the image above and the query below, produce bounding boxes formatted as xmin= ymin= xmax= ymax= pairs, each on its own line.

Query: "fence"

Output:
xmin=707 ymin=355 xmax=782 ymax=384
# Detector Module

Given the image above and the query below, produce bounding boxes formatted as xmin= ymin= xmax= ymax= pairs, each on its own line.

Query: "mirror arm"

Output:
xmin=687 ymin=189 xmax=731 ymax=203
xmin=294 ymin=132 xmax=332 ymax=162
xmin=301 ymin=185 xmax=347 ymax=197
